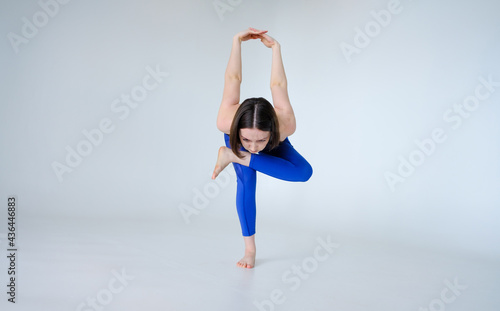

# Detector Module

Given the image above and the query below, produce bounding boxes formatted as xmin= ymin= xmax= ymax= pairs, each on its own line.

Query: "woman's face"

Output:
xmin=239 ymin=128 xmax=270 ymax=154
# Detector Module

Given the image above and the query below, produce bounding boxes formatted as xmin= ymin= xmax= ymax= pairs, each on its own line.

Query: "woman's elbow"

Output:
xmin=216 ymin=119 xmax=231 ymax=133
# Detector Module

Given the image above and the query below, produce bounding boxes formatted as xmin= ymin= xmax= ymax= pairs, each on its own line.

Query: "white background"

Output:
xmin=0 ymin=1 xmax=499 ymax=309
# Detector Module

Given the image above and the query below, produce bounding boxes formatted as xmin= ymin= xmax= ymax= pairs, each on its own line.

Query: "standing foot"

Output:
xmin=237 ymin=251 xmax=256 ymax=269
xmin=237 ymin=235 xmax=256 ymax=269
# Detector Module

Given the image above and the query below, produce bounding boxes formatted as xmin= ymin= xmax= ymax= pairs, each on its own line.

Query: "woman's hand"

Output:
xmin=257 ymin=31 xmax=279 ymax=48
xmin=235 ymin=27 xmax=268 ymax=42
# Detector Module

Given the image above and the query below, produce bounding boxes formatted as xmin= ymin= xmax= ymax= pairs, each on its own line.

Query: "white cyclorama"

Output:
xmin=0 ymin=0 xmax=499 ymax=310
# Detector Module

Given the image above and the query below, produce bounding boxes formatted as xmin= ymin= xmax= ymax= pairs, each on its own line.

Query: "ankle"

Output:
xmin=245 ymin=248 xmax=256 ymax=254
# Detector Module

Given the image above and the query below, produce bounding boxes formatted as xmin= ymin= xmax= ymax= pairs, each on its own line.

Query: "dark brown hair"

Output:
xmin=229 ymin=97 xmax=280 ymax=158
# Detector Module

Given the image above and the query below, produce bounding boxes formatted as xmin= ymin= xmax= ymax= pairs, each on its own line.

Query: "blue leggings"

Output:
xmin=224 ymin=133 xmax=313 ymax=236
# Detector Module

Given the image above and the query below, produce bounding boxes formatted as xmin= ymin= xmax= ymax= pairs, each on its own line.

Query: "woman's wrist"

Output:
xmin=233 ymin=35 xmax=242 ymax=43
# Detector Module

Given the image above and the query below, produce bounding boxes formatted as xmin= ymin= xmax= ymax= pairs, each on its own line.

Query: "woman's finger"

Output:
xmin=249 ymin=27 xmax=267 ymax=34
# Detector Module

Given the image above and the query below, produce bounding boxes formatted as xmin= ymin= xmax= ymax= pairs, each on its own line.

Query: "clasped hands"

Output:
xmin=235 ymin=27 xmax=278 ymax=48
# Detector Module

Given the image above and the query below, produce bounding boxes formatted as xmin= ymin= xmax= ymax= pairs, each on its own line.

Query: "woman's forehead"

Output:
xmin=240 ymin=128 xmax=270 ymax=140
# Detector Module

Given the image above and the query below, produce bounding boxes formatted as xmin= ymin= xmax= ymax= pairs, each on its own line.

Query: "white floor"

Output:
xmin=1 ymin=216 xmax=499 ymax=311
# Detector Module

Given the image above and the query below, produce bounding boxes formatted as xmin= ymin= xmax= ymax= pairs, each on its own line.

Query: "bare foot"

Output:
xmin=237 ymin=251 xmax=256 ymax=269
xmin=212 ymin=146 xmax=232 ymax=180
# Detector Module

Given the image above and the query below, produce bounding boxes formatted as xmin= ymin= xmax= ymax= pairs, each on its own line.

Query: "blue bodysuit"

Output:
xmin=224 ymin=133 xmax=313 ymax=236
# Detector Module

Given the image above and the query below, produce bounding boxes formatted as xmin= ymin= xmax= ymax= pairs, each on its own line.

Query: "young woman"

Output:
xmin=212 ymin=27 xmax=313 ymax=269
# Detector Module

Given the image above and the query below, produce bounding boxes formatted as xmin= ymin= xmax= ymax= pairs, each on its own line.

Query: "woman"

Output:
xmin=212 ymin=27 xmax=313 ymax=269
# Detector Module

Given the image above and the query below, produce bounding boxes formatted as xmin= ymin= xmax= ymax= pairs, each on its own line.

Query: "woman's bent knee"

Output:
xmin=294 ymin=161 xmax=312 ymax=182
xmin=301 ymin=162 xmax=313 ymax=182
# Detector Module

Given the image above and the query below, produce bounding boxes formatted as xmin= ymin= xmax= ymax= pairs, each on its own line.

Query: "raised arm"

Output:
xmin=216 ymin=28 xmax=267 ymax=134
xmin=259 ymin=32 xmax=296 ymax=141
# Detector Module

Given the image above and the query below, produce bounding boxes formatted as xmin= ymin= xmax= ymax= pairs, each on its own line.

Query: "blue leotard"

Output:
xmin=224 ymin=133 xmax=313 ymax=236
